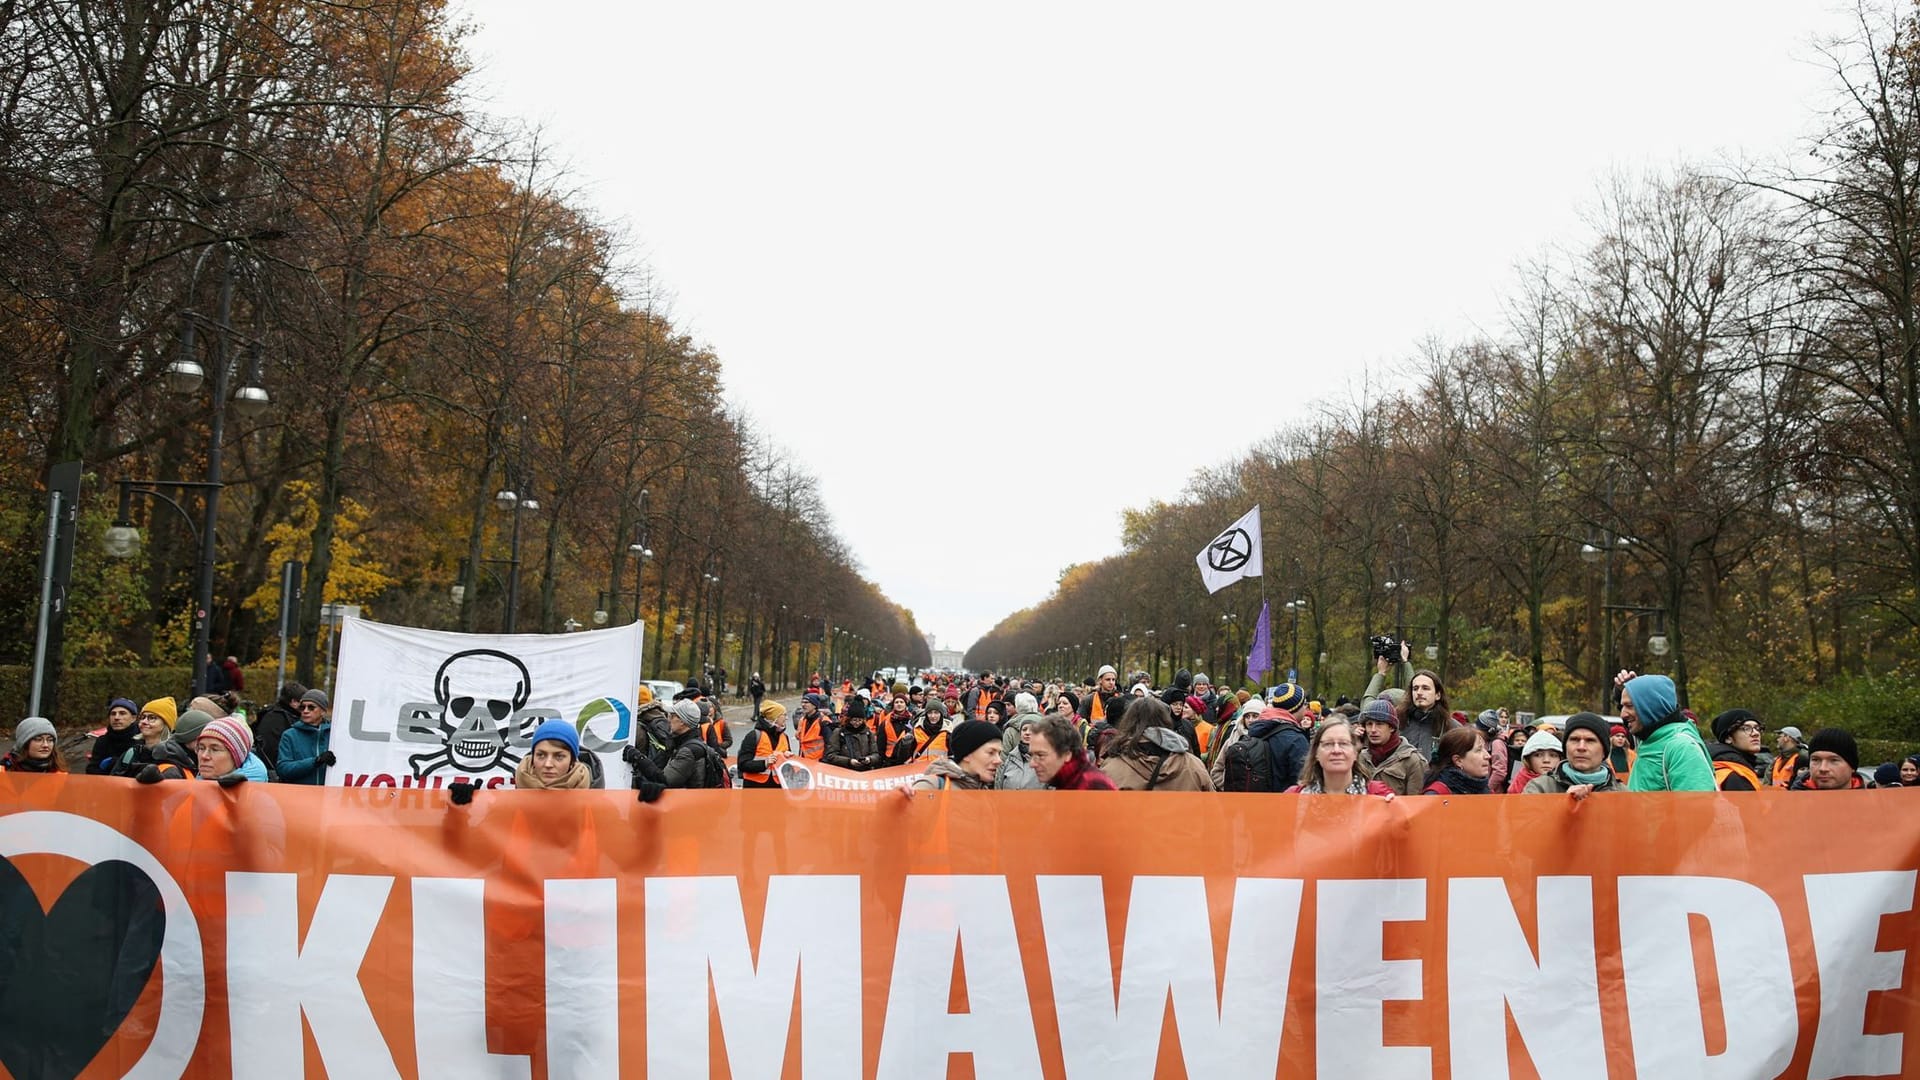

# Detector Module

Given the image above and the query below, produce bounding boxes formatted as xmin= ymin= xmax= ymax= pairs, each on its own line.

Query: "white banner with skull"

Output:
xmin=326 ymin=616 xmax=644 ymax=789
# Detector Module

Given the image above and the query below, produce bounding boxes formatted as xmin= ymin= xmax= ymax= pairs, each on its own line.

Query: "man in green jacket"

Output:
xmin=1618 ymin=671 xmax=1714 ymax=792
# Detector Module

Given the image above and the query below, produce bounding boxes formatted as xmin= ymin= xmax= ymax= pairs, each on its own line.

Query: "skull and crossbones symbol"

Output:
xmin=408 ymin=648 xmax=532 ymax=778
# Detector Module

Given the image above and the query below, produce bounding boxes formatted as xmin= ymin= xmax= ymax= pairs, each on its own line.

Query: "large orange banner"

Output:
xmin=0 ymin=774 xmax=1916 ymax=1079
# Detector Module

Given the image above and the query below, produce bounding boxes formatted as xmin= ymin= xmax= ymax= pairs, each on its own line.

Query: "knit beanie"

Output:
xmin=1236 ymin=697 xmax=1266 ymax=721
xmin=669 ymin=700 xmax=703 ymax=729
xmin=12 ymin=717 xmax=54 ymax=753
xmin=301 ymin=688 xmax=332 ymax=709
xmin=1360 ymin=698 xmax=1400 ymax=729
xmin=173 ymin=709 xmax=215 ymax=744
xmin=1474 ymin=709 xmax=1502 ymax=734
xmin=1270 ymin=683 xmax=1307 ymax=713
xmin=1096 ymin=664 xmax=1117 ymax=680
xmin=529 ymin=718 xmax=580 ymax=762
xmin=1562 ymin=712 xmax=1611 ymax=751
xmin=198 ymin=717 xmax=251 ymax=766
xmin=142 ymin=697 xmax=179 ymax=731
xmin=1186 ymin=695 xmax=1209 ymax=716
xmin=1521 ymin=729 xmax=1564 ymax=759
xmin=758 ymin=700 xmax=787 ymax=724
xmin=947 ymin=720 xmax=1000 ymax=764
xmin=1808 ymin=728 xmax=1860 ymax=770
xmin=108 ymin=697 xmax=139 ymax=716
xmin=1710 ymin=708 xmax=1759 ymax=744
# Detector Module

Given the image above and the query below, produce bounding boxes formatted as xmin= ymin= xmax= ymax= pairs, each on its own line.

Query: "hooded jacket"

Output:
xmin=1622 ymin=675 xmax=1714 ymax=792
xmin=1101 ymin=729 xmax=1216 ymax=792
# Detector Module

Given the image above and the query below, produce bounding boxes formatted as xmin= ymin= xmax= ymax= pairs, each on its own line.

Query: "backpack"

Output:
xmin=696 ymin=740 xmax=733 ymax=789
xmin=1220 ymin=727 xmax=1286 ymax=792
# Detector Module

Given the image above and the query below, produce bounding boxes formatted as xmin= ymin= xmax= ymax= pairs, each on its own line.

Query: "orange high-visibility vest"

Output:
xmin=914 ymin=727 xmax=949 ymax=759
xmin=1194 ymin=720 xmax=1214 ymax=756
xmin=972 ymin=689 xmax=1000 ymax=722
xmin=1714 ymin=758 xmax=1764 ymax=790
xmin=742 ymin=729 xmax=789 ymax=784
xmin=1771 ymin=753 xmax=1798 ymax=788
xmin=880 ymin=715 xmax=911 ymax=755
xmin=798 ymin=716 xmax=825 ymax=760
xmin=1090 ymin=694 xmax=1107 ymax=723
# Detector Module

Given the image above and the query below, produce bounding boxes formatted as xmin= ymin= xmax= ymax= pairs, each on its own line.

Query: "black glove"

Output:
xmin=637 ymin=781 xmax=665 ymax=803
xmin=450 ymin=781 xmax=478 ymax=806
xmin=740 ymin=759 xmax=768 ymax=775
xmin=136 ymin=764 xmax=164 ymax=785
xmin=317 ymin=750 xmax=336 ymax=767
xmin=622 ymin=744 xmax=645 ymax=766
xmin=217 ymin=770 xmax=248 ymax=788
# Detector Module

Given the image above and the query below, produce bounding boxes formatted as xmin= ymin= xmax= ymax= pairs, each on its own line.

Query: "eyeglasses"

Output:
xmin=298 ymin=703 xmax=322 ymax=712
xmin=1732 ymin=722 xmax=1763 ymax=736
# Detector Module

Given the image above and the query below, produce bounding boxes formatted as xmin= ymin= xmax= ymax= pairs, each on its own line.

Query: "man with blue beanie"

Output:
xmin=1617 ymin=670 xmax=1714 ymax=791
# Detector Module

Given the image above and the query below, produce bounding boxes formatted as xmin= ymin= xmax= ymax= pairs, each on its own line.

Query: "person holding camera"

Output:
xmin=1361 ymin=639 xmax=1457 ymax=760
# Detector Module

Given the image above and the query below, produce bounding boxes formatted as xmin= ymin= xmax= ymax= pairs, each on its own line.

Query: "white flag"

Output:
xmin=1196 ymin=505 xmax=1263 ymax=594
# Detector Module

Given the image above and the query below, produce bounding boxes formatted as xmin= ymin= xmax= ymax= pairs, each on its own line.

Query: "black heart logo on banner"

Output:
xmin=0 ymin=855 xmax=167 ymax=1080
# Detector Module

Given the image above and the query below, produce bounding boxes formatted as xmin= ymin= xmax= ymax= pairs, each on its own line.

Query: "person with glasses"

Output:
xmin=1706 ymin=709 xmax=1766 ymax=791
xmin=275 ymin=689 xmax=337 ymax=784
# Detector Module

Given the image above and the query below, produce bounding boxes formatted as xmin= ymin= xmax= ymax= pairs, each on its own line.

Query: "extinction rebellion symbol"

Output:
xmin=1207 ymin=528 xmax=1253 ymax=573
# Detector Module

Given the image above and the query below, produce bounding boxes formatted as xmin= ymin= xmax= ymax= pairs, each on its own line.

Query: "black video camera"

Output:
xmin=1368 ymin=634 xmax=1403 ymax=661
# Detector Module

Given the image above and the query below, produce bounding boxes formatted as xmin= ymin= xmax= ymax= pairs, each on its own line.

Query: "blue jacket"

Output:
xmin=202 ymin=753 xmax=270 ymax=783
xmin=276 ymin=720 xmax=332 ymax=784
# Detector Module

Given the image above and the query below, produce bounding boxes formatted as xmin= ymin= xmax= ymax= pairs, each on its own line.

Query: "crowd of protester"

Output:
xmin=4 ymin=643 xmax=1911 ymax=802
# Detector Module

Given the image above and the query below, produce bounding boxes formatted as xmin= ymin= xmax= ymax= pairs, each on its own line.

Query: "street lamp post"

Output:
xmin=1284 ymin=598 xmax=1306 ymax=678
xmin=491 ymin=483 xmax=538 ymax=633
xmin=126 ymin=246 xmax=272 ymax=694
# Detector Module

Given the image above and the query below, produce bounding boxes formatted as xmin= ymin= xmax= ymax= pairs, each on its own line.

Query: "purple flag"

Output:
xmin=1246 ymin=601 xmax=1273 ymax=684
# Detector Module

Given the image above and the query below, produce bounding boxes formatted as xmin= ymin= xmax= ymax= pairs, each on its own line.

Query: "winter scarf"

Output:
xmin=1427 ymin=765 xmax=1490 ymax=795
xmin=513 ymin=756 xmax=591 ymax=790
xmin=1299 ymin=775 xmax=1371 ymax=795
xmin=1561 ymin=761 xmax=1614 ymax=786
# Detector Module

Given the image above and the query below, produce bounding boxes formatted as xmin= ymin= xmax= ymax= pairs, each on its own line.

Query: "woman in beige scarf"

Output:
xmin=515 ymin=719 xmax=594 ymax=790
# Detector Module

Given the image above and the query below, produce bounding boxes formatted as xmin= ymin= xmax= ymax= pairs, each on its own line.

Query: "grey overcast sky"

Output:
xmin=452 ymin=0 xmax=1855 ymax=654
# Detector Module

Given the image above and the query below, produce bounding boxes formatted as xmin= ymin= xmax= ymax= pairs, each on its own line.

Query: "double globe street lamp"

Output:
xmin=104 ymin=247 xmax=271 ymax=694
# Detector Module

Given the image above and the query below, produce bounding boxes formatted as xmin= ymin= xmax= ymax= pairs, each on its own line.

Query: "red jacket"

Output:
xmin=1046 ymin=751 xmax=1118 ymax=791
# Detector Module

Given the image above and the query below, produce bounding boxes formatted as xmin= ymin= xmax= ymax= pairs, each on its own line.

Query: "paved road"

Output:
xmin=712 ymin=690 xmax=807 ymax=745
